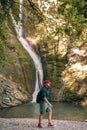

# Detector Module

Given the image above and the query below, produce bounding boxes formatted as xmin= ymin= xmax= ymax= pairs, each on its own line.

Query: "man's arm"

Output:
xmin=43 ymin=97 xmax=52 ymax=107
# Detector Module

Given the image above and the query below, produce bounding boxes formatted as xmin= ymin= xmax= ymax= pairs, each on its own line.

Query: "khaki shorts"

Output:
xmin=40 ymin=101 xmax=52 ymax=115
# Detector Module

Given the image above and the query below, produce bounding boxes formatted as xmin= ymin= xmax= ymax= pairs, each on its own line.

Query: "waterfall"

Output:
xmin=10 ymin=0 xmax=43 ymax=102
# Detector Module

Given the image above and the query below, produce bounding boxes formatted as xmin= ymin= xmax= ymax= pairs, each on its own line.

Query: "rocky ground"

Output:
xmin=0 ymin=118 xmax=87 ymax=130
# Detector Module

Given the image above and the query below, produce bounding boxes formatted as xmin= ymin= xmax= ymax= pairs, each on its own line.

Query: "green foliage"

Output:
xmin=0 ymin=0 xmax=9 ymax=16
xmin=10 ymin=0 xmax=19 ymax=21
xmin=0 ymin=43 xmax=5 ymax=62
xmin=27 ymin=0 xmax=44 ymax=23
xmin=57 ymin=0 xmax=87 ymax=41
xmin=0 ymin=0 xmax=12 ymax=43
xmin=0 ymin=27 xmax=7 ymax=41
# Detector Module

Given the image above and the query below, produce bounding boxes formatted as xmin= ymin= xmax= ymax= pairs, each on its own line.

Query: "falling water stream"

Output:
xmin=10 ymin=0 xmax=43 ymax=102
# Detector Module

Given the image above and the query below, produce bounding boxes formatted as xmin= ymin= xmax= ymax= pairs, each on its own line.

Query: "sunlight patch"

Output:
xmin=49 ymin=0 xmax=57 ymax=4
xmin=73 ymin=48 xmax=86 ymax=56
xmin=69 ymin=63 xmax=87 ymax=71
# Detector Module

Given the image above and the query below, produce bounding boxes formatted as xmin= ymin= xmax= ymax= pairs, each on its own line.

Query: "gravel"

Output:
xmin=0 ymin=118 xmax=87 ymax=130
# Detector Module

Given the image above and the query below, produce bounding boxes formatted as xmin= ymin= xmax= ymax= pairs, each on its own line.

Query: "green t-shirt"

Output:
xmin=36 ymin=86 xmax=49 ymax=103
xmin=40 ymin=86 xmax=49 ymax=100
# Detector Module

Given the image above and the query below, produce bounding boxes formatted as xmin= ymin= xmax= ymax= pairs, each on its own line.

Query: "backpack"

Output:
xmin=36 ymin=91 xmax=41 ymax=103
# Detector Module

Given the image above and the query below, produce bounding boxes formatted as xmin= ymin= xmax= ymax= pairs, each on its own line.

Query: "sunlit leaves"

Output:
xmin=56 ymin=0 xmax=87 ymax=42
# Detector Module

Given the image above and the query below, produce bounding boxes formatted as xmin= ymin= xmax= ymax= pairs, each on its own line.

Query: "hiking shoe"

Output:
xmin=38 ymin=123 xmax=43 ymax=128
xmin=48 ymin=122 xmax=56 ymax=127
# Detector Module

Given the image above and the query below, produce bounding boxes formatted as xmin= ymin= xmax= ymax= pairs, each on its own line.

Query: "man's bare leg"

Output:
xmin=38 ymin=114 xmax=43 ymax=124
xmin=48 ymin=111 xmax=52 ymax=123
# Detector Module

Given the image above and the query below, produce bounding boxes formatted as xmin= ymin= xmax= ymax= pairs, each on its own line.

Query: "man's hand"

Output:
xmin=48 ymin=103 xmax=53 ymax=107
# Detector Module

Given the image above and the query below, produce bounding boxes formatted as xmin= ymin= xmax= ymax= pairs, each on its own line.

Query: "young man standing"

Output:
xmin=38 ymin=80 xmax=55 ymax=128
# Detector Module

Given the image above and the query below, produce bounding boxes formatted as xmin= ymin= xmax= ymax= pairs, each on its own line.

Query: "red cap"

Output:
xmin=44 ymin=80 xmax=51 ymax=84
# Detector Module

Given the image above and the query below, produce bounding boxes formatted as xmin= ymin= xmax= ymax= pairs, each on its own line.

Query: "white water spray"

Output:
xmin=10 ymin=0 xmax=43 ymax=102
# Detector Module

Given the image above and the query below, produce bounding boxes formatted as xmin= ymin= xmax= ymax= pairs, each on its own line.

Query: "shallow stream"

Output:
xmin=0 ymin=102 xmax=87 ymax=121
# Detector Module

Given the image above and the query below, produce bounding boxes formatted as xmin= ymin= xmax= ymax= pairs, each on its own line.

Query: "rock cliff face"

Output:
xmin=0 ymin=75 xmax=29 ymax=108
xmin=0 ymin=9 xmax=35 ymax=108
